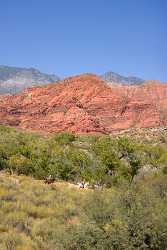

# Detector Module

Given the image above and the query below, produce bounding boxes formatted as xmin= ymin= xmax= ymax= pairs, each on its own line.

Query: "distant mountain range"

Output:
xmin=101 ymin=71 xmax=144 ymax=85
xmin=0 ymin=65 xmax=60 ymax=94
xmin=0 ymin=65 xmax=146 ymax=94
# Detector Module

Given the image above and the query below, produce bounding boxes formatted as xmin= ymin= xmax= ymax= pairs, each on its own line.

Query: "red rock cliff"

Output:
xmin=0 ymin=74 xmax=167 ymax=134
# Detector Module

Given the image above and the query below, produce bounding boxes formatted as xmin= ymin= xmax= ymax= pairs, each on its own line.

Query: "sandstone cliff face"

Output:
xmin=0 ymin=74 xmax=167 ymax=134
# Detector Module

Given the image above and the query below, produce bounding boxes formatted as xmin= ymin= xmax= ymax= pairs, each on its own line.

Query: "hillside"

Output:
xmin=0 ymin=65 xmax=59 ymax=94
xmin=0 ymin=172 xmax=166 ymax=250
xmin=0 ymin=74 xmax=167 ymax=134
xmin=0 ymin=124 xmax=167 ymax=249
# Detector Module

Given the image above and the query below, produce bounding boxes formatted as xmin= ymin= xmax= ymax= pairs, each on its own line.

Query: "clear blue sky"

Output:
xmin=0 ymin=0 xmax=167 ymax=81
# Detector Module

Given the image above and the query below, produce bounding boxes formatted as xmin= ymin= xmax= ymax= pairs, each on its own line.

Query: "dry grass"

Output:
xmin=0 ymin=172 xmax=167 ymax=250
xmin=0 ymin=173 xmax=89 ymax=249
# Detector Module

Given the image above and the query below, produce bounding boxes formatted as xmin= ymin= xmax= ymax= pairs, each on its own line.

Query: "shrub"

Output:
xmin=51 ymin=132 xmax=76 ymax=144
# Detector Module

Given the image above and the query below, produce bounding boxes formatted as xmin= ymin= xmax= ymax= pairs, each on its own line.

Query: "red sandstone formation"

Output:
xmin=0 ymin=74 xmax=167 ymax=134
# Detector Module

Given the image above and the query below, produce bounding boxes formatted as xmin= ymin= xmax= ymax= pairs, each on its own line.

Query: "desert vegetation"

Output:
xmin=0 ymin=125 xmax=167 ymax=185
xmin=0 ymin=172 xmax=167 ymax=249
xmin=0 ymin=125 xmax=167 ymax=249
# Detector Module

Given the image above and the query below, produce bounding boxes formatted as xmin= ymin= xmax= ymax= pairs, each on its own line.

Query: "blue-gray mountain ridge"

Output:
xmin=0 ymin=65 xmax=60 ymax=94
xmin=0 ymin=65 xmax=145 ymax=94
xmin=102 ymin=71 xmax=144 ymax=85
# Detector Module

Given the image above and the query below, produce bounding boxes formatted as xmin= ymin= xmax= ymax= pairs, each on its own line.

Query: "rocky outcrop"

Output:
xmin=0 ymin=74 xmax=167 ymax=134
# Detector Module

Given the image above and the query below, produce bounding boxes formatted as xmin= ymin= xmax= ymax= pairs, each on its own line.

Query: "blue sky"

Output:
xmin=0 ymin=0 xmax=167 ymax=81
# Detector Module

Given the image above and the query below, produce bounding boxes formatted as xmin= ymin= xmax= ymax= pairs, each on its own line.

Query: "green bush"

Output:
xmin=1 ymin=124 xmax=167 ymax=185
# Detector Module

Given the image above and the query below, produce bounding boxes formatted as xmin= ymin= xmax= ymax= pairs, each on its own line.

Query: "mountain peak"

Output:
xmin=0 ymin=74 xmax=167 ymax=134
xmin=64 ymin=73 xmax=103 ymax=82
xmin=102 ymin=70 xmax=144 ymax=85
xmin=0 ymin=65 xmax=60 ymax=94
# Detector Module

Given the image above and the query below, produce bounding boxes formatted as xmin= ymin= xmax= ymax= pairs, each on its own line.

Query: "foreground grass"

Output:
xmin=0 ymin=173 xmax=167 ymax=250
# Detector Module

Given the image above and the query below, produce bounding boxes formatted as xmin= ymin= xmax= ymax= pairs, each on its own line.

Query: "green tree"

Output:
xmin=117 ymin=137 xmax=142 ymax=183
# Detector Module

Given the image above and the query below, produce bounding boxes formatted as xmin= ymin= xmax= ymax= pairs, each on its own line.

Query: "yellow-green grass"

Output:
xmin=0 ymin=174 xmax=89 ymax=249
xmin=0 ymin=173 xmax=167 ymax=250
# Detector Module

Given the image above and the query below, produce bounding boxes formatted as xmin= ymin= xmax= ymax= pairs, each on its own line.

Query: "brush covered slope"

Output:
xmin=0 ymin=74 xmax=167 ymax=134
xmin=0 ymin=172 xmax=167 ymax=250
xmin=0 ymin=125 xmax=167 ymax=249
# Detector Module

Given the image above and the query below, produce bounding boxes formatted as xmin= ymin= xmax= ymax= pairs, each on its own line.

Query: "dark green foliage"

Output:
xmin=0 ymin=125 xmax=167 ymax=185
xmin=51 ymin=132 xmax=76 ymax=144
